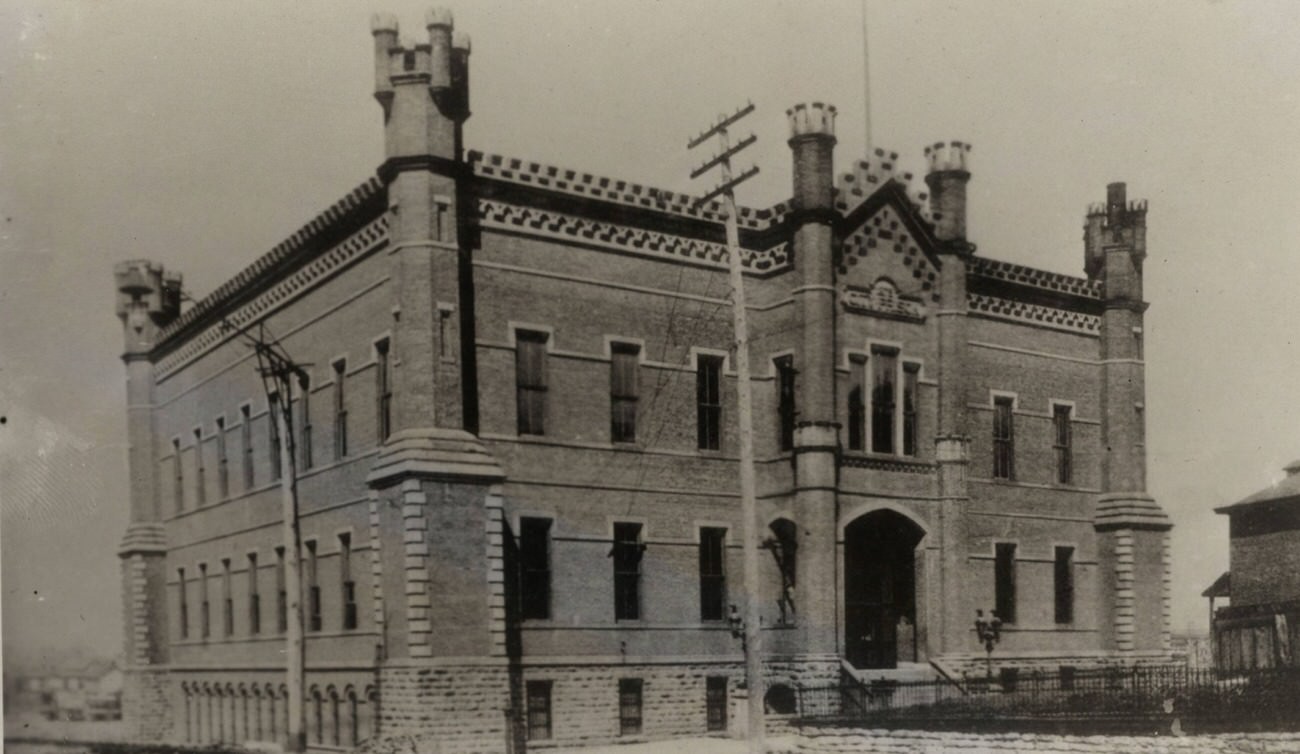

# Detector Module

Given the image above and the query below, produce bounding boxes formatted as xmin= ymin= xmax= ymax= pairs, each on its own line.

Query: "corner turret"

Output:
xmin=924 ymin=141 xmax=971 ymax=247
xmin=114 ymin=259 xmax=182 ymax=358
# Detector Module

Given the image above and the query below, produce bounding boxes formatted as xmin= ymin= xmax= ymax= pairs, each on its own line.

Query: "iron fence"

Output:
xmin=797 ymin=665 xmax=1300 ymax=732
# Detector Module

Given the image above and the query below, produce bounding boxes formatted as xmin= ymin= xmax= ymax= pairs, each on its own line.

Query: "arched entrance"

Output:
xmin=843 ymin=509 xmax=926 ymax=669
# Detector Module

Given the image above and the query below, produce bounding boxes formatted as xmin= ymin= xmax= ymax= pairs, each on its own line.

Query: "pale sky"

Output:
xmin=3 ymin=0 xmax=1299 ymax=666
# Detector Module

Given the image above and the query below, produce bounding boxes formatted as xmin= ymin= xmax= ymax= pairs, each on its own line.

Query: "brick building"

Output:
xmin=1208 ymin=461 xmax=1300 ymax=672
xmin=112 ymin=9 xmax=1173 ymax=751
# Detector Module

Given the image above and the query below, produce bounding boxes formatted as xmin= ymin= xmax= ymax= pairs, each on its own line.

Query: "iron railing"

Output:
xmin=797 ymin=665 xmax=1300 ymax=731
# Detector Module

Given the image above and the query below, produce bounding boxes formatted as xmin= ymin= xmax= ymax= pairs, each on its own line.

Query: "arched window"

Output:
xmin=181 ymin=684 xmax=193 ymax=743
xmin=344 ymin=686 xmax=359 ymax=748
xmin=310 ymin=686 xmax=323 ymax=745
xmin=251 ymin=686 xmax=263 ymax=742
xmin=366 ymin=686 xmax=380 ymax=741
xmin=764 ymin=683 xmax=797 ymax=715
xmin=235 ymin=685 xmax=247 ymax=743
xmin=279 ymin=684 xmax=290 ymax=746
xmin=327 ymin=686 xmax=340 ymax=746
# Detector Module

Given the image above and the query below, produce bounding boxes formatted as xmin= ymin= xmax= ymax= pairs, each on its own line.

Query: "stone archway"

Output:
xmin=843 ymin=509 xmax=926 ymax=669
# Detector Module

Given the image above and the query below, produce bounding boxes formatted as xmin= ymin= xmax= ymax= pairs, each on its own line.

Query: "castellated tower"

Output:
xmin=114 ymin=260 xmax=182 ymax=741
xmin=925 ymin=142 xmax=975 ymax=655
xmin=1087 ymin=183 xmax=1172 ymax=655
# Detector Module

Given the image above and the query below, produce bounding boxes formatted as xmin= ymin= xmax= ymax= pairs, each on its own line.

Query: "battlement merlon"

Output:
xmin=114 ymin=260 xmax=182 ymax=357
xmin=924 ymin=140 xmax=971 ymax=175
xmin=786 ymin=102 xmax=837 ymax=140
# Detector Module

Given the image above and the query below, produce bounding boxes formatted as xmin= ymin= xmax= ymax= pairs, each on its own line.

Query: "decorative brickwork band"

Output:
xmin=968 ymin=293 xmax=1100 ymax=335
xmin=476 ymin=199 xmax=791 ymax=273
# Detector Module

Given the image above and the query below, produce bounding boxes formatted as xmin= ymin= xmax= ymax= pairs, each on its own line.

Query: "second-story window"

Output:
xmin=871 ymin=348 xmax=897 ymax=454
xmin=307 ymin=540 xmax=321 ymax=632
xmin=215 ymin=417 xmax=229 ymax=499
xmin=340 ymin=533 xmax=357 ymax=630
xmin=699 ymin=527 xmax=727 ymax=621
xmin=172 ymin=438 xmax=184 ymax=513
xmin=299 ymin=374 xmax=313 ymax=471
xmin=520 ymin=517 xmax=552 ymax=620
xmin=248 ymin=553 xmax=260 ymax=635
xmin=376 ymin=339 xmax=392 ymax=442
xmin=697 ymin=355 xmax=723 ymax=451
xmin=268 ymin=393 xmax=282 ymax=481
xmin=515 ymin=331 xmax=549 ymax=436
xmin=333 ymin=361 xmax=348 ymax=459
xmin=178 ymin=567 xmax=189 ymax=639
xmin=993 ymin=396 xmax=1015 ymax=480
xmin=613 ymin=522 xmax=643 ymax=621
xmin=240 ymin=406 xmax=254 ymax=491
xmin=1053 ymin=404 xmax=1073 ymax=484
xmin=776 ymin=356 xmax=796 ymax=452
xmin=903 ymin=364 xmax=919 ymax=456
xmin=194 ymin=429 xmax=206 ymax=506
xmin=610 ymin=343 xmax=639 ymax=443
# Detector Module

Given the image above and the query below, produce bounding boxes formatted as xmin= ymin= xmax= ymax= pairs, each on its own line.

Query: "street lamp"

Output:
xmin=974 ymin=609 xmax=1003 ymax=683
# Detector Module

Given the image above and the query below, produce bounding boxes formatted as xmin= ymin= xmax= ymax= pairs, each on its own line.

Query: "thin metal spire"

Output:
xmin=861 ymin=0 xmax=873 ymax=155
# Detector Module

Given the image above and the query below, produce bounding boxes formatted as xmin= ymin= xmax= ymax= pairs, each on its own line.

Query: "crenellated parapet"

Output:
xmin=924 ymin=141 xmax=972 ymax=247
xmin=114 ymin=260 xmax=182 ymax=358
xmin=1085 ymin=182 xmax=1147 ymax=282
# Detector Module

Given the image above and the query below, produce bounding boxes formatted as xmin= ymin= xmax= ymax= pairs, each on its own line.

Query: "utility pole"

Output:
xmin=689 ymin=102 xmax=763 ymax=752
xmin=186 ymin=294 xmax=308 ymax=752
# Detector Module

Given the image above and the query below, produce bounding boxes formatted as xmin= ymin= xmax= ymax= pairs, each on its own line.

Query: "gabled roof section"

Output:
xmin=836 ymin=181 xmax=944 ymax=302
xmin=155 ymin=177 xmax=387 ymax=351
xmin=1217 ymin=461 xmax=1300 ymax=513
xmin=1202 ymin=571 xmax=1231 ymax=599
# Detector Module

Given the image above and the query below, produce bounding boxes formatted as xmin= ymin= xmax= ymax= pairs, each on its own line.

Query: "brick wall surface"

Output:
xmin=377 ymin=663 xmax=511 ymax=754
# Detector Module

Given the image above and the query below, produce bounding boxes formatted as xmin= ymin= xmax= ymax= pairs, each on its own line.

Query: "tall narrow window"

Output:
xmin=1053 ymin=404 xmax=1072 ymax=484
xmin=194 ymin=429 xmax=207 ymax=506
xmin=871 ymin=349 xmax=897 ymax=454
xmin=525 ymin=681 xmax=552 ymax=741
xmin=847 ymin=355 xmax=865 ymax=451
xmin=268 ymin=394 xmax=282 ymax=482
xmin=610 ymin=343 xmax=639 ymax=443
xmin=699 ymin=527 xmax=727 ymax=621
xmin=216 ymin=418 xmax=229 ymax=498
xmin=697 ymin=355 xmax=723 ymax=451
xmin=1054 ymin=546 xmax=1074 ymax=624
xmin=299 ymin=375 xmax=313 ymax=471
xmin=199 ymin=563 xmax=210 ymax=639
xmin=240 ymin=406 xmax=254 ymax=491
xmin=376 ymin=340 xmax=392 ymax=442
xmin=613 ymin=522 xmax=643 ymax=621
xmin=992 ymin=396 xmax=1015 ymax=480
xmin=333 ymin=361 xmax=348 ymax=459
xmin=306 ymin=540 xmax=321 ymax=632
xmin=275 ymin=546 xmax=287 ymax=633
xmin=178 ymin=567 xmax=189 ymax=640
xmin=173 ymin=438 xmax=184 ymax=513
xmin=515 ymin=331 xmax=548 ymax=436
xmin=902 ymin=363 xmax=919 ymax=456
xmin=706 ymin=677 xmax=728 ymax=732
xmin=520 ymin=518 xmax=552 ymax=620
xmin=340 ymin=533 xmax=357 ymax=630
xmin=618 ymin=679 xmax=643 ymax=736
xmin=248 ymin=553 xmax=260 ymax=635
xmin=768 ymin=519 xmax=798 ymax=626
xmin=776 ymin=355 xmax=796 ymax=452
xmin=221 ymin=558 xmax=233 ymax=637
xmin=1133 ymin=327 xmax=1144 ymax=360
xmin=994 ymin=543 xmax=1017 ymax=624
